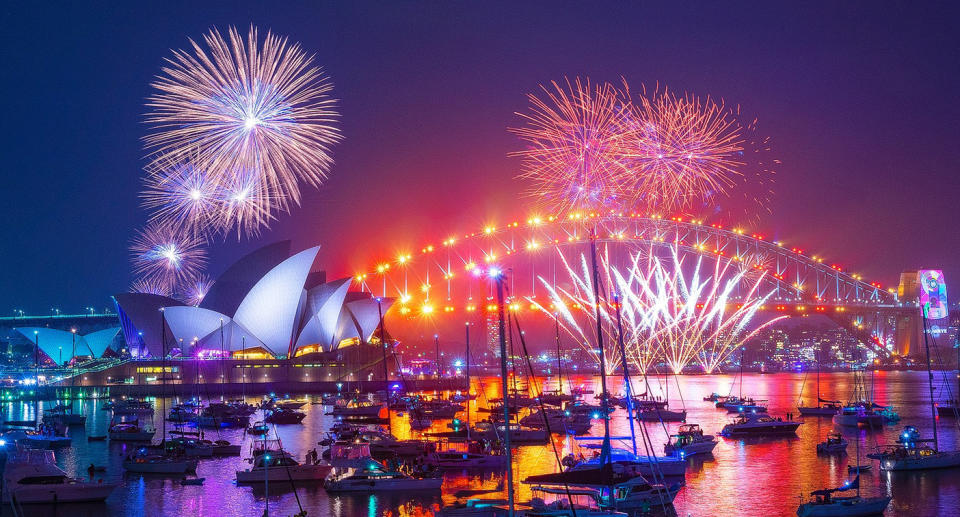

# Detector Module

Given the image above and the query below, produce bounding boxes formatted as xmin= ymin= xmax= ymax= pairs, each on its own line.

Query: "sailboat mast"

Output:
xmin=465 ymin=321 xmax=471 ymax=442
xmin=160 ymin=308 xmax=167 ymax=444
xmin=816 ymin=350 xmax=820 ymax=404
xmin=494 ymin=272 xmax=514 ymax=515
xmin=554 ymin=314 xmax=563 ymax=392
xmin=920 ymin=308 xmax=938 ymax=450
xmin=587 ymin=231 xmax=613 ymax=507
xmin=613 ymin=293 xmax=638 ymax=455
xmin=739 ymin=347 xmax=745 ymax=400
xmin=33 ymin=332 xmax=39 ymax=430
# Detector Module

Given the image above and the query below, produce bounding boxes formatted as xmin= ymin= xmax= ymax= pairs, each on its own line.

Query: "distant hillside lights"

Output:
xmin=113 ymin=241 xmax=393 ymax=360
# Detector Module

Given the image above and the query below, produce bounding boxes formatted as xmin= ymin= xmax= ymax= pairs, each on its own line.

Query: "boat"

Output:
xmin=236 ymin=450 xmax=332 ymax=483
xmin=167 ymin=404 xmax=199 ymax=423
xmin=426 ymin=442 xmax=508 ymax=469
xmin=474 ymin=422 xmax=549 ymax=444
xmin=166 ymin=436 xmax=215 ymax=457
xmin=703 ymin=392 xmax=723 ymax=402
xmin=598 ymin=477 xmax=683 ymax=512
xmin=817 ymin=432 xmax=849 ymax=454
xmin=3 ymin=426 xmax=72 ymax=449
xmin=123 ymin=449 xmax=198 ymax=474
xmin=798 ymin=353 xmax=841 ymax=416
xmin=108 ymin=421 xmax=156 ymax=442
xmin=832 ymin=404 xmax=883 ymax=429
xmin=247 ymin=421 xmax=270 ymax=436
xmin=664 ymin=424 xmax=717 ymax=457
xmin=110 ymin=398 xmax=154 ymax=415
xmin=874 ymin=426 xmax=960 ymax=471
xmin=43 ymin=405 xmax=86 ymax=426
xmin=847 ymin=464 xmax=871 ymax=474
xmin=796 ymin=476 xmax=890 ymax=516
xmin=720 ymin=413 xmax=801 ymax=437
xmin=515 ymin=486 xmax=628 ymax=517
xmin=274 ymin=398 xmax=308 ymax=410
xmin=1 ymin=446 xmax=118 ymax=503
xmin=324 ymin=464 xmax=443 ymax=492
xmin=329 ymin=400 xmax=384 ymax=418
xmin=353 ymin=429 xmax=435 ymax=457
xmin=636 ymin=407 xmax=686 ymax=422
xmin=264 ymin=408 xmax=306 ymax=424
xmin=520 ymin=409 xmax=593 ymax=434
xmin=722 ymin=398 xmax=768 ymax=413
xmin=528 ymin=447 xmax=687 ymax=481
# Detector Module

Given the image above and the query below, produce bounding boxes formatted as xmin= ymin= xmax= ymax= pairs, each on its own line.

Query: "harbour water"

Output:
xmin=2 ymin=371 xmax=959 ymax=516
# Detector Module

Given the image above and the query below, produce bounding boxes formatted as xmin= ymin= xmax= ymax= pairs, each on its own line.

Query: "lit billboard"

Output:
xmin=918 ymin=269 xmax=948 ymax=320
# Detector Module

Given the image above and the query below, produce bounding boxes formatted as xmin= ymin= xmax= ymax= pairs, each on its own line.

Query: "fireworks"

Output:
xmin=510 ymin=78 xmax=632 ymax=213
xmin=140 ymin=156 xmax=220 ymax=237
xmin=129 ymin=222 xmax=207 ymax=294
xmin=179 ymin=275 xmax=214 ymax=306
xmin=512 ymin=79 xmax=774 ymax=220
xmin=619 ymin=87 xmax=745 ymax=214
xmin=130 ymin=276 xmax=172 ymax=298
xmin=531 ymin=244 xmax=786 ymax=374
xmin=144 ymin=25 xmax=341 ymax=237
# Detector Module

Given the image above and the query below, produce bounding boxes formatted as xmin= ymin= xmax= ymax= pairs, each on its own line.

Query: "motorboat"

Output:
xmin=327 ymin=442 xmax=380 ymax=469
xmin=3 ymin=426 xmax=72 ymax=449
xmin=520 ymin=409 xmax=592 ymax=434
xmin=832 ymin=404 xmax=883 ymax=429
xmin=166 ymin=436 xmax=215 ymax=457
xmin=354 ymin=429 xmax=435 ymax=457
xmin=108 ymin=421 xmax=156 ymax=442
xmin=516 ymin=486 xmax=628 ymax=517
xmin=874 ymin=405 xmax=900 ymax=423
xmin=796 ymin=476 xmax=890 ymax=516
xmin=636 ymin=407 xmax=686 ymax=422
xmin=167 ymin=405 xmax=198 ymax=423
xmin=600 ymin=477 xmax=683 ymax=512
xmin=329 ymin=400 xmax=385 ymax=418
xmin=720 ymin=413 xmax=801 ymax=437
xmin=703 ymin=392 xmax=723 ymax=402
xmin=1 ymin=447 xmax=118 ymax=503
xmin=236 ymin=450 xmax=332 ymax=483
xmin=874 ymin=426 xmax=960 ymax=471
xmin=43 ymin=405 xmax=86 ymax=426
xmin=324 ymin=465 xmax=443 ymax=492
xmin=247 ymin=421 xmax=270 ymax=436
xmin=816 ymin=432 xmax=849 ymax=454
xmin=426 ymin=442 xmax=507 ymax=469
xmin=664 ymin=424 xmax=717 ymax=457
xmin=723 ymin=398 xmax=768 ymax=413
xmin=123 ymin=449 xmax=197 ymax=474
xmin=196 ymin=402 xmax=251 ymax=428
xmin=264 ymin=408 xmax=306 ymax=424
xmin=274 ymin=398 xmax=308 ymax=410
xmin=110 ymin=398 xmax=154 ymax=415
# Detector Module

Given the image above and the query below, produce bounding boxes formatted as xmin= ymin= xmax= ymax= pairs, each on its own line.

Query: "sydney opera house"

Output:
xmin=42 ymin=241 xmax=401 ymax=392
xmin=114 ymin=241 xmax=393 ymax=360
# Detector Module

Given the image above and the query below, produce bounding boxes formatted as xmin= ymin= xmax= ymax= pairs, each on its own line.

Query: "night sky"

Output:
xmin=2 ymin=2 xmax=959 ymax=313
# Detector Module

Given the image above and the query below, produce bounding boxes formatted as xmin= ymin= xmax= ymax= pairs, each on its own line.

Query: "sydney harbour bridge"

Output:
xmin=352 ymin=211 xmax=943 ymax=360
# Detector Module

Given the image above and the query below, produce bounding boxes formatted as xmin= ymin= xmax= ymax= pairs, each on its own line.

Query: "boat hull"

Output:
xmin=3 ymin=483 xmax=118 ymax=504
xmin=665 ymin=440 xmax=717 ymax=457
xmin=797 ymin=496 xmax=891 ymax=516
xmin=325 ymin=477 xmax=443 ymax=492
xmin=879 ymin=451 xmax=960 ymax=471
xmin=236 ymin=465 xmax=333 ymax=483
xmin=721 ymin=423 xmax=800 ymax=436
xmin=832 ymin=414 xmax=882 ymax=428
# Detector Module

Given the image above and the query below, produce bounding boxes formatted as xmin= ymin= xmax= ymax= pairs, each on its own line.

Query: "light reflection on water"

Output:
xmin=2 ymin=371 xmax=958 ymax=516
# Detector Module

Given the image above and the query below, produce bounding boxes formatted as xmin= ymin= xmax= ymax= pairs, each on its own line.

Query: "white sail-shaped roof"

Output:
xmin=232 ymin=246 xmax=319 ymax=358
xmin=83 ymin=327 xmax=121 ymax=357
xmin=15 ymin=327 xmax=93 ymax=365
xmin=163 ymin=306 xmax=230 ymax=347
xmin=347 ymin=297 xmax=394 ymax=342
xmin=294 ymin=277 xmax=352 ymax=353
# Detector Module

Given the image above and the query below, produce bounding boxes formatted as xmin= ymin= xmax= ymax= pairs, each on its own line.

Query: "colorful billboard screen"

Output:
xmin=918 ymin=269 xmax=948 ymax=320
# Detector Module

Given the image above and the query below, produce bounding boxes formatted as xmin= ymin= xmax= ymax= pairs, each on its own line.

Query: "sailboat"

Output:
xmin=935 ymin=333 xmax=960 ymax=417
xmin=798 ymin=353 xmax=841 ymax=416
xmin=874 ymin=307 xmax=960 ymax=471
xmin=798 ymin=431 xmax=890 ymax=516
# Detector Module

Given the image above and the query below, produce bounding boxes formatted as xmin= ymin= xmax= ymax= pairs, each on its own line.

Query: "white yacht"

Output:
xmin=3 ymin=428 xmax=72 ymax=449
xmin=875 ymin=426 xmax=960 ymax=471
xmin=1 ymin=447 xmax=118 ymax=504
xmin=329 ymin=400 xmax=384 ymax=418
xmin=720 ymin=413 xmax=801 ymax=437
xmin=236 ymin=451 xmax=332 ymax=483
xmin=664 ymin=424 xmax=717 ymax=457
xmin=324 ymin=465 xmax=443 ymax=492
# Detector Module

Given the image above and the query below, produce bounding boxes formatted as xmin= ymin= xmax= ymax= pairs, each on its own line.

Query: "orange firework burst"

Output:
xmin=510 ymin=77 xmax=633 ymax=213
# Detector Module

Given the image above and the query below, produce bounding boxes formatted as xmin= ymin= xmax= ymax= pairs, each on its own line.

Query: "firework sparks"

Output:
xmin=510 ymin=77 xmax=632 ymax=213
xmin=140 ymin=156 xmax=220 ymax=236
xmin=532 ymin=244 xmax=786 ymax=374
xmin=144 ymin=25 xmax=341 ymax=237
xmin=129 ymin=222 xmax=207 ymax=292
xmin=130 ymin=276 xmax=173 ymax=298
xmin=619 ymin=86 xmax=745 ymax=214
xmin=179 ymin=275 xmax=214 ymax=306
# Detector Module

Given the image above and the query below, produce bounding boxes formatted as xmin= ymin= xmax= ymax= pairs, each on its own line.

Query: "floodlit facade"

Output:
xmin=114 ymin=242 xmax=393 ymax=359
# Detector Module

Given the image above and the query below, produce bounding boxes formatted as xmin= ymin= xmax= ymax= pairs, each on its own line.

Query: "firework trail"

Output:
xmin=178 ymin=275 xmax=214 ymax=306
xmin=510 ymin=77 xmax=633 ymax=213
xmin=130 ymin=276 xmax=173 ymax=298
xmin=141 ymin=155 xmax=221 ymax=237
xmin=531 ymin=244 xmax=786 ymax=374
xmin=129 ymin=222 xmax=207 ymax=294
xmin=144 ymin=25 xmax=341 ymax=237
